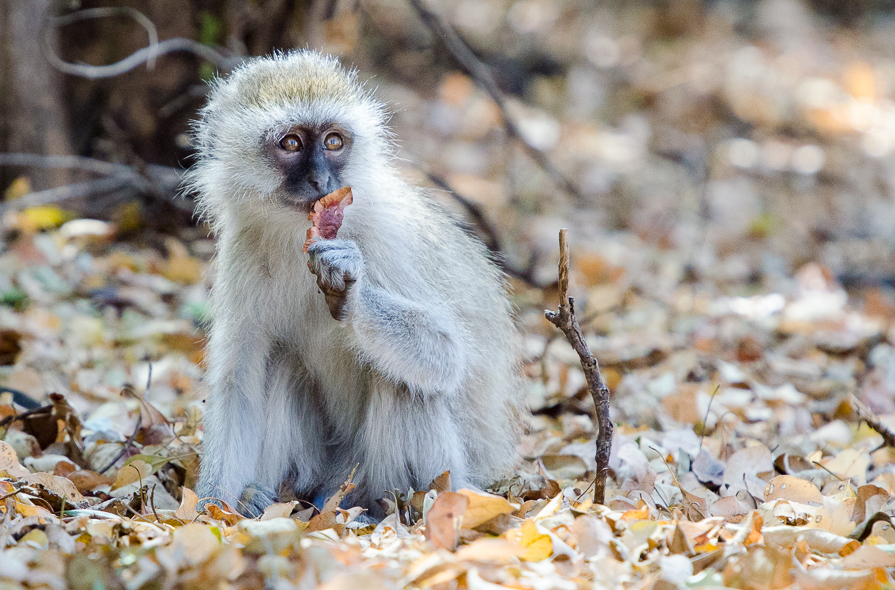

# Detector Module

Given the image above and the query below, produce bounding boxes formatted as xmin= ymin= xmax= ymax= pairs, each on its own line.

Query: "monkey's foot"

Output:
xmin=239 ymin=483 xmax=279 ymax=518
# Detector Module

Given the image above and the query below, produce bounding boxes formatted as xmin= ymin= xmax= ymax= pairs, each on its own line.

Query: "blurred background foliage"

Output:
xmin=3 ymin=0 xmax=895 ymax=291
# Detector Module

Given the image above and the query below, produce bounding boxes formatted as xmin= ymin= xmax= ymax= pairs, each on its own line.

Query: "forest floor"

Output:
xmin=4 ymin=0 xmax=895 ymax=588
xmin=1 ymin=197 xmax=895 ymax=589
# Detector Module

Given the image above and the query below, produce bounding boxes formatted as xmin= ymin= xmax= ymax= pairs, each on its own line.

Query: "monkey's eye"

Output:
xmin=324 ymin=133 xmax=344 ymax=151
xmin=279 ymin=134 xmax=303 ymax=152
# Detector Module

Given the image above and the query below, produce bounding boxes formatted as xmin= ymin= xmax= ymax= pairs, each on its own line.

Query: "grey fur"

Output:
xmin=186 ymin=50 xmax=522 ymax=517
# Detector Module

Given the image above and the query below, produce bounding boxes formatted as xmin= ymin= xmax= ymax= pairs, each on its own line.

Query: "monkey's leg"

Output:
xmin=196 ymin=325 xmax=270 ymax=512
xmin=354 ymin=382 xmax=470 ymax=517
xmin=243 ymin=355 xmax=326 ymax=517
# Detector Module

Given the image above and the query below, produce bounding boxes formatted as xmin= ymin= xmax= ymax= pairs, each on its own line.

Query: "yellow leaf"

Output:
xmin=15 ymin=500 xmax=51 ymax=517
xmin=113 ymin=200 xmax=142 ymax=233
xmin=520 ymin=519 xmax=552 ymax=561
xmin=20 ymin=529 xmax=48 ymax=548
xmin=162 ymin=238 xmax=202 ymax=284
xmin=4 ymin=176 xmax=32 ymax=201
xmin=20 ymin=206 xmax=73 ymax=230
xmin=457 ymin=488 xmax=515 ymax=529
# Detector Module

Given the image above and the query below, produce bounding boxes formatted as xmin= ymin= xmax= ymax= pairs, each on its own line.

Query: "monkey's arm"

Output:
xmin=308 ymin=239 xmax=467 ymax=395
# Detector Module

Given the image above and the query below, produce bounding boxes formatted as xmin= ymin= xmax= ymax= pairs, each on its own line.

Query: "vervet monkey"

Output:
xmin=187 ymin=50 xmax=521 ymax=518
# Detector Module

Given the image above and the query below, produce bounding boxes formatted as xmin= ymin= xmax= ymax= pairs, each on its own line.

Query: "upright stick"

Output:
xmin=544 ymin=229 xmax=613 ymax=504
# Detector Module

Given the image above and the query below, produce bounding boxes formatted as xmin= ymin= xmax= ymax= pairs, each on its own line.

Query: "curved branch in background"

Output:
xmin=0 ymin=154 xmax=150 ymax=184
xmin=41 ymin=7 xmax=238 ymax=79
xmin=51 ymin=7 xmax=161 ymax=69
xmin=406 ymin=0 xmax=584 ymax=203
xmin=0 ymin=153 xmax=188 ymax=215
xmin=422 ymin=170 xmax=545 ymax=288
xmin=1 ymin=176 xmax=134 ymax=213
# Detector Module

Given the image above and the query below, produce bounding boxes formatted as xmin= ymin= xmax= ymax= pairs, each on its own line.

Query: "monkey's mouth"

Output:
xmin=282 ymin=193 xmax=325 ymax=213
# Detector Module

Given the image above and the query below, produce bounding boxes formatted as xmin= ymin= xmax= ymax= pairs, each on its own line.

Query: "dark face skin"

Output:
xmin=267 ymin=124 xmax=352 ymax=211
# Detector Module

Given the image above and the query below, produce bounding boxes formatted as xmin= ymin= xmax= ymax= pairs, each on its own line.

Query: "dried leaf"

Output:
xmin=0 ymin=440 xmax=30 ymax=478
xmin=519 ymin=519 xmax=553 ymax=561
xmin=456 ymin=489 xmax=515 ymax=529
xmin=21 ymin=472 xmax=83 ymax=503
xmin=169 ymin=523 xmax=221 ymax=566
xmin=261 ymin=501 xmax=298 ymax=520
xmin=175 ymin=487 xmax=199 ymax=521
xmin=425 ymin=491 xmax=468 ymax=550
xmin=111 ymin=460 xmax=151 ymax=491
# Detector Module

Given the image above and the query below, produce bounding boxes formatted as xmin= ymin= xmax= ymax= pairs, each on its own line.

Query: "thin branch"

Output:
xmin=0 ymin=176 xmax=134 ymax=214
xmin=423 ymin=170 xmax=547 ymax=288
xmin=544 ymin=229 xmax=613 ymax=504
xmin=406 ymin=0 xmax=583 ymax=202
xmin=42 ymin=8 xmax=237 ymax=79
xmin=0 ymin=153 xmax=147 ymax=179
xmin=98 ymin=413 xmax=142 ymax=475
xmin=0 ymin=153 xmax=190 ymax=214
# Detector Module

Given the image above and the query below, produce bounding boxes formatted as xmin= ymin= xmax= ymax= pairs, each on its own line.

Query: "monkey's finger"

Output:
xmin=324 ymin=292 xmax=349 ymax=321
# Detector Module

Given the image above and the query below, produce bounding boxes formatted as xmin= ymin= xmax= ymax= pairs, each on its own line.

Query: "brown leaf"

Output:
xmin=425 ymin=491 xmax=468 ymax=550
xmin=0 ymin=329 xmax=22 ymax=365
xmin=307 ymin=510 xmax=341 ymax=533
xmin=764 ymin=475 xmax=823 ymax=504
xmin=66 ymin=469 xmax=113 ymax=494
xmin=21 ymin=471 xmax=83 ymax=503
xmin=111 ymin=460 xmax=151 ymax=491
xmin=205 ymin=503 xmax=244 ymax=526
xmin=429 ymin=470 xmax=452 ymax=493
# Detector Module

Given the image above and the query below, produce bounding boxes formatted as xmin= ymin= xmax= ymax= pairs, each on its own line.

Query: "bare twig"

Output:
xmin=851 ymin=394 xmax=895 ymax=450
xmin=98 ymin=413 xmax=142 ymax=475
xmin=0 ymin=153 xmax=148 ymax=179
xmin=406 ymin=0 xmax=583 ymax=202
xmin=0 ymin=153 xmax=189 ymax=214
xmin=42 ymin=8 xmax=237 ymax=78
xmin=423 ymin=170 xmax=546 ymax=287
xmin=0 ymin=176 xmax=134 ymax=213
xmin=544 ymin=229 xmax=613 ymax=504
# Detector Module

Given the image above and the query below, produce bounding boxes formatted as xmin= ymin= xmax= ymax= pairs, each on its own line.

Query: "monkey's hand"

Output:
xmin=307 ymin=239 xmax=363 ymax=320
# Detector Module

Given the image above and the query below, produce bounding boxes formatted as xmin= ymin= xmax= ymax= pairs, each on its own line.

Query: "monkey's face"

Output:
xmin=267 ymin=124 xmax=353 ymax=210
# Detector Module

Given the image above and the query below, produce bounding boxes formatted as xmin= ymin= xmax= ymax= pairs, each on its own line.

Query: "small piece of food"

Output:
xmin=303 ymin=186 xmax=353 ymax=252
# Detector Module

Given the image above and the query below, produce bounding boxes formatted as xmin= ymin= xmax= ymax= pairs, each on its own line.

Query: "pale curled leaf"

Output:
xmin=0 ymin=440 xmax=30 ymax=478
xmin=175 ymin=487 xmax=199 ymax=521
